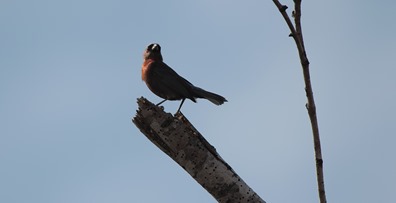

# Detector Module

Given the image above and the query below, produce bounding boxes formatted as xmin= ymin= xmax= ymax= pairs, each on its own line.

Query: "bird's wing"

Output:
xmin=148 ymin=61 xmax=196 ymax=100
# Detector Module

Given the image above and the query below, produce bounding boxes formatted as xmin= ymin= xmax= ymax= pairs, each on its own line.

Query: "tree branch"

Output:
xmin=132 ymin=97 xmax=265 ymax=203
xmin=271 ymin=1 xmax=327 ymax=203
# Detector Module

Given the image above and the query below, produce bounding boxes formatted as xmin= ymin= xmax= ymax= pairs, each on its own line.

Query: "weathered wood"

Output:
xmin=132 ymin=97 xmax=265 ymax=203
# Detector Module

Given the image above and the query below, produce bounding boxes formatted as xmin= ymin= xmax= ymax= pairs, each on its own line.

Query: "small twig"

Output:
xmin=271 ymin=1 xmax=327 ymax=203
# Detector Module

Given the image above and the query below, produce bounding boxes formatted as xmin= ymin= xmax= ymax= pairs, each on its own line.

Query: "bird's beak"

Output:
xmin=152 ymin=44 xmax=159 ymax=51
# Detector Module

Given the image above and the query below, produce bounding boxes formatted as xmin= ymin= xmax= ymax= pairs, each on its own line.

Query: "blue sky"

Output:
xmin=1 ymin=0 xmax=395 ymax=202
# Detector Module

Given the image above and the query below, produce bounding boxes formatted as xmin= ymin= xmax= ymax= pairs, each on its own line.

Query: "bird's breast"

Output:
xmin=141 ymin=59 xmax=155 ymax=81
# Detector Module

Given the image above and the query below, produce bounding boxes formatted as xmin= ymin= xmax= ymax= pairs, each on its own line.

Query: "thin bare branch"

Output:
xmin=271 ymin=1 xmax=327 ymax=203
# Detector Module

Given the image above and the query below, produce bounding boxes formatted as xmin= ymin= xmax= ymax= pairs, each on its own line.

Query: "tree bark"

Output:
xmin=132 ymin=97 xmax=265 ymax=203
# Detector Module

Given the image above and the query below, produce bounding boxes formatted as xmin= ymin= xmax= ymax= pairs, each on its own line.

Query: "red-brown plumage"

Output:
xmin=141 ymin=59 xmax=153 ymax=82
xmin=141 ymin=43 xmax=227 ymax=112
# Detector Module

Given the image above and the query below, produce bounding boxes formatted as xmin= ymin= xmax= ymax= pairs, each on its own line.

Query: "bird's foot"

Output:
xmin=174 ymin=110 xmax=184 ymax=119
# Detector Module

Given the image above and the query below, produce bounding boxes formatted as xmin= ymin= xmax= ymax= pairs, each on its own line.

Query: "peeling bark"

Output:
xmin=132 ymin=97 xmax=265 ymax=203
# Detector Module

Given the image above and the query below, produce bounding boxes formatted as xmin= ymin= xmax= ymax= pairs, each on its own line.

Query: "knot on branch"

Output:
xmin=280 ymin=5 xmax=288 ymax=12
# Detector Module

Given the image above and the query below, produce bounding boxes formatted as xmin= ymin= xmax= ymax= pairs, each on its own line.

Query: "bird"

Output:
xmin=141 ymin=43 xmax=227 ymax=113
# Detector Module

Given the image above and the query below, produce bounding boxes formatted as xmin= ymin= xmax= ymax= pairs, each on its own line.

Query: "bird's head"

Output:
xmin=143 ymin=43 xmax=163 ymax=61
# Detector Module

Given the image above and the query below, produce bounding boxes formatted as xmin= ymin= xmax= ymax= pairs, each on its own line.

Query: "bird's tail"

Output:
xmin=192 ymin=86 xmax=227 ymax=105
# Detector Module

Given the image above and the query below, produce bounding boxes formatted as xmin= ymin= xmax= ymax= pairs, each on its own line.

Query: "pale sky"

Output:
xmin=1 ymin=0 xmax=396 ymax=202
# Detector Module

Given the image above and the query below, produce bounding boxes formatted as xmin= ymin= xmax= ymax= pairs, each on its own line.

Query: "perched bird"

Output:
xmin=141 ymin=43 xmax=227 ymax=112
